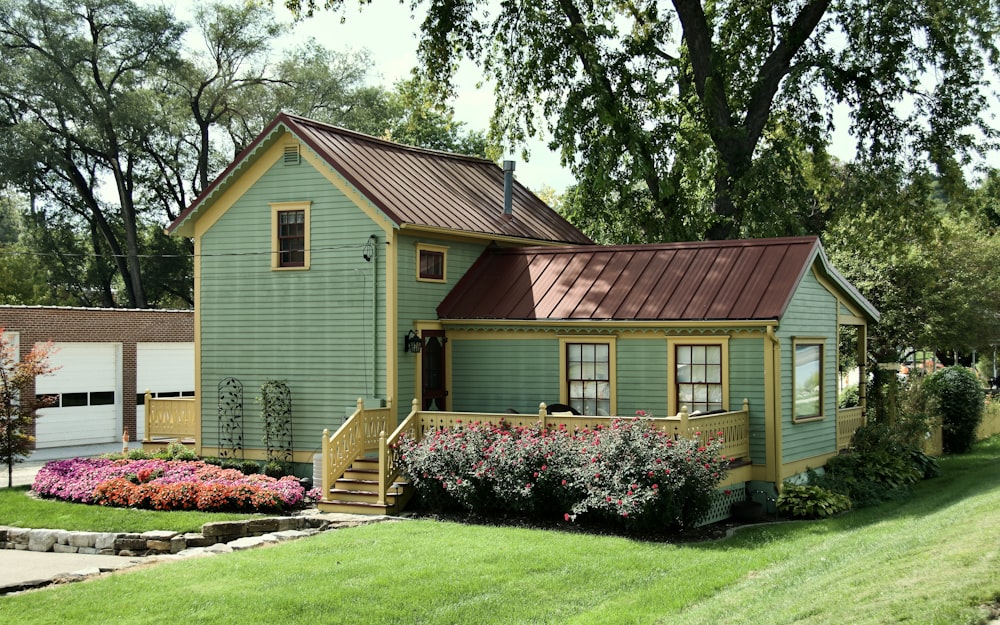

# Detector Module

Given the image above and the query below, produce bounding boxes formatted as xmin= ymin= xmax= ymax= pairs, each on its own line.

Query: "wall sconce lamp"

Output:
xmin=404 ymin=329 xmax=423 ymax=353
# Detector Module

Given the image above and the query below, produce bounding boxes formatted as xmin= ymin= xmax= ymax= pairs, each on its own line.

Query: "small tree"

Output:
xmin=924 ymin=366 xmax=985 ymax=454
xmin=0 ymin=331 xmax=57 ymax=487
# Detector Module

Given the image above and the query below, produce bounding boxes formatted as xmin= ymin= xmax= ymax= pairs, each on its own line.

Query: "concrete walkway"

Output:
xmin=0 ymin=549 xmax=147 ymax=594
xmin=5 ymin=461 xmax=44 ymax=488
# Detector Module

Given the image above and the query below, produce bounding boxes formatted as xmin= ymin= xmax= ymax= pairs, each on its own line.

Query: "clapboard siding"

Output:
xmin=396 ymin=234 xmax=489 ymax=416
xmin=778 ymin=270 xmax=839 ymax=462
xmin=199 ymin=159 xmax=386 ymax=451
xmin=450 ymin=338 xmax=561 ymax=413
xmin=728 ymin=337 xmax=767 ymax=463
xmin=615 ymin=339 xmax=669 ymax=418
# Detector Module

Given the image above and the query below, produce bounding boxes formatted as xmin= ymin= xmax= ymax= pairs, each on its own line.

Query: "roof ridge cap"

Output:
xmin=280 ymin=113 xmax=495 ymax=166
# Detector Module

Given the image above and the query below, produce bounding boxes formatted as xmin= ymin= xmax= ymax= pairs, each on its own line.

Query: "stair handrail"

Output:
xmin=320 ymin=398 xmax=394 ymax=503
xmin=378 ymin=398 xmax=420 ymax=505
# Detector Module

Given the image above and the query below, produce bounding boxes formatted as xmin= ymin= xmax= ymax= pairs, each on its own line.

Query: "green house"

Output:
xmin=168 ymin=113 xmax=878 ymax=514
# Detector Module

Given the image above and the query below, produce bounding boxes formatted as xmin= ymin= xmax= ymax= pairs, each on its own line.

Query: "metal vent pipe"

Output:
xmin=502 ymin=160 xmax=515 ymax=217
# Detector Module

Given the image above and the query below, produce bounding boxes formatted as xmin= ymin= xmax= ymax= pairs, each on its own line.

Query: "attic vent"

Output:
xmin=283 ymin=144 xmax=300 ymax=165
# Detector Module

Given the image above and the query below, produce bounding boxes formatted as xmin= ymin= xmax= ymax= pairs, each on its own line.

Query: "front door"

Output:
xmin=421 ymin=330 xmax=447 ymax=410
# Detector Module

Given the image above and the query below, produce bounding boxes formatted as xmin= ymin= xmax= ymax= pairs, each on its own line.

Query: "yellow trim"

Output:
xmin=441 ymin=318 xmax=776 ymax=330
xmin=412 ymin=321 xmax=448 ymax=411
xmin=387 ymin=228 xmax=399 ymax=418
xmin=193 ymin=237 xmax=203 ymax=455
xmin=299 ymin=144 xmax=395 ymax=236
xmin=558 ymin=336 xmax=617 ymax=416
xmin=814 ymin=268 xmax=869 ymax=322
xmin=791 ymin=337 xmax=827 ymax=423
xmin=415 ymin=243 xmax=448 ymax=283
xmin=665 ymin=336 xmax=730 ymax=417
xmin=779 ymin=452 xmax=839 ymax=482
xmin=270 ymin=201 xmax=312 ymax=270
xmin=765 ymin=325 xmax=781 ymax=482
xmin=198 ymin=447 xmax=318 ymax=465
xmin=193 ymin=141 xmax=285 ymax=238
xmin=399 ymin=222 xmax=582 ymax=247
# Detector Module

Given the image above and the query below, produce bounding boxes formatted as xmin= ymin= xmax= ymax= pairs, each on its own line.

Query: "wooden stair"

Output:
xmin=317 ymin=458 xmax=413 ymax=515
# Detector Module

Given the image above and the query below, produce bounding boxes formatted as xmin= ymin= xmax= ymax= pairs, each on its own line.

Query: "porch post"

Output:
xmin=857 ymin=324 xmax=868 ymax=424
xmin=321 ymin=428 xmax=330 ymax=503
xmin=377 ymin=430 xmax=387 ymax=505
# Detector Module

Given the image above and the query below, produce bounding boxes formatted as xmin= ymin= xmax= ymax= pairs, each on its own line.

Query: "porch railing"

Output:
xmin=143 ymin=390 xmax=198 ymax=443
xmin=319 ymin=399 xmax=752 ymax=508
xmin=836 ymin=406 xmax=866 ymax=450
xmin=321 ymin=398 xmax=394 ymax=500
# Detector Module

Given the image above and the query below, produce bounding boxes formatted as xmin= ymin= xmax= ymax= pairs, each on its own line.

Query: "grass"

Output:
xmin=2 ymin=438 xmax=999 ymax=624
xmin=0 ymin=487 xmax=257 ymax=533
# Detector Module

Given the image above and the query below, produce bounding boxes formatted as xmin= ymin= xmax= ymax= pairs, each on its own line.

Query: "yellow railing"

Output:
xmin=662 ymin=400 xmax=751 ymax=461
xmin=321 ymin=398 xmax=394 ymax=502
xmin=836 ymin=406 xmax=866 ymax=450
xmin=979 ymin=403 xmax=1000 ymax=440
xmin=366 ymin=399 xmax=752 ymax=508
xmin=143 ymin=390 xmax=198 ymax=443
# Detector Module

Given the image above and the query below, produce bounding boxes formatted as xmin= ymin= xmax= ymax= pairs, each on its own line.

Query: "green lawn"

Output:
xmin=2 ymin=439 xmax=999 ymax=624
xmin=0 ymin=487 xmax=256 ymax=533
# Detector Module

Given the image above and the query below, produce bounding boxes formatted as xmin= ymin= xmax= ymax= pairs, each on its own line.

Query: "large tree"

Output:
xmin=284 ymin=0 xmax=1000 ymax=241
xmin=0 ymin=0 xmax=187 ymax=307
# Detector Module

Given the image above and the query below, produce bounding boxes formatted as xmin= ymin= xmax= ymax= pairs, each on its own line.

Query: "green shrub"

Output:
xmin=397 ymin=418 xmax=729 ymax=531
xmin=839 ymin=384 xmax=860 ymax=408
xmin=777 ymin=484 xmax=851 ymax=519
xmin=263 ymin=460 xmax=290 ymax=478
xmin=812 ymin=419 xmax=933 ymax=507
xmin=924 ymin=366 xmax=984 ymax=454
xmin=240 ymin=460 xmax=261 ymax=475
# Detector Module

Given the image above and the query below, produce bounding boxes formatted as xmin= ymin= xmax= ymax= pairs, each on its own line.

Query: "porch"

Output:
xmin=318 ymin=398 xmax=757 ymax=515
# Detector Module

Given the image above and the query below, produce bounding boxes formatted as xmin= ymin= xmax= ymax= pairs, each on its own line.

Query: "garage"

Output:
xmin=135 ymin=342 xmax=195 ymax=441
xmin=34 ymin=342 xmax=122 ymax=449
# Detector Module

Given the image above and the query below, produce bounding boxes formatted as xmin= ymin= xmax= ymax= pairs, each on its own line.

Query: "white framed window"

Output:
xmin=667 ymin=337 xmax=729 ymax=416
xmin=560 ymin=337 xmax=616 ymax=416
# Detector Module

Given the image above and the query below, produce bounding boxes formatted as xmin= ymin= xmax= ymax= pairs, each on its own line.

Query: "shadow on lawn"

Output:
xmin=403 ymin=438 xmax=1000 ymax=548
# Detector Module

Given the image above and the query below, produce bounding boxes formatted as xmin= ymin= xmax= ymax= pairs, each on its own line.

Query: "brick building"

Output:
xmin=0 ymin=306 xmax=193 ymax=458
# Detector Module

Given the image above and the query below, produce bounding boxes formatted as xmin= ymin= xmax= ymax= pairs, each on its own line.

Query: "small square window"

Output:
xmin=417 ymin=245 xmax=447 ymax=282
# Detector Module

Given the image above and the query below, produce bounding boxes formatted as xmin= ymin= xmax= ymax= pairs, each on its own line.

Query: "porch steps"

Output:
xmin=317 ymin=458 xmax=413 ymax=515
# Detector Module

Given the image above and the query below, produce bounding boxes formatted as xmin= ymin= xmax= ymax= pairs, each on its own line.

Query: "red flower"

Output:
xmin=564 ymin=513 xmax=571 ymax=521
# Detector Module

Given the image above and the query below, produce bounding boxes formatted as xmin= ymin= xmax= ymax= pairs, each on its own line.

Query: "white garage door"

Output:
xmin=35 ymin=342 xmax=121 ymax=449
xmin=136 ymin=342 xmax=194 ymax=441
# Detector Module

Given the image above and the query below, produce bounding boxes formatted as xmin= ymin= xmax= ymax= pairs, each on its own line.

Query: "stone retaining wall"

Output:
xmin=0 ymin=515 xmax=338 ymax=557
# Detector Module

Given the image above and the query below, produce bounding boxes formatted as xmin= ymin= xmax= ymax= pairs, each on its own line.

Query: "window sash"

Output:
xmin=419 ymin=250 xmax=445 ymax=280
xmin=278 ymin=210 xmax=305 ymax=267
xmin=794 ymin=343 xmax=823 ymax=419
xmin=675 ymin=344 xmax=723 ymax=413
xmin=567 ymin=342 xmax=611 ymax=415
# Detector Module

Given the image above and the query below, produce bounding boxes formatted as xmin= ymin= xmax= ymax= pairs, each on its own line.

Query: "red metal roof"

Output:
xmin=438 ymin=236 xmax=878 ymax=322
xmin=169 ymin=113 xmax=591 ymax=244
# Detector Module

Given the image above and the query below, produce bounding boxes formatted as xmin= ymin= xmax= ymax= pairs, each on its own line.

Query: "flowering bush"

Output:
xmin=32 ymin=457 xmax=305 ymax=513
xmin=396 ymin=418 xmax=729 ymax=530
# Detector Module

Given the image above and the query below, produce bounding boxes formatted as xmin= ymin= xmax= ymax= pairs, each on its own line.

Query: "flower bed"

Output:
xmin=32 ymin=458 xmax=306 ymax=513
xmin=396 ymin=417 xmax=729 ymax=530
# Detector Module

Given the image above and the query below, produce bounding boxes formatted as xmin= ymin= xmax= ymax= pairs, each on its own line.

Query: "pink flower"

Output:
xmin=564 ymin=513 xmax=571 ymax=522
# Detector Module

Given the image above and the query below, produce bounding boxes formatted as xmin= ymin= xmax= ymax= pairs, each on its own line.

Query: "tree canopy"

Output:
xmin=285 ymin=0 xmax=1000 ymax=241
xmin=0 ymin=0 xmax=488 ymax=308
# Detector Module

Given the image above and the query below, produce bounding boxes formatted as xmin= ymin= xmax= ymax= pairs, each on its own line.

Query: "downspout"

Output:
xmin=766 ymin=324 xmax=782 ymax=484
xmin=370 ymin=235 xmax=378 ymax=398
